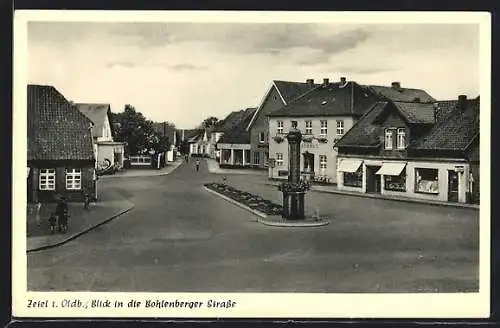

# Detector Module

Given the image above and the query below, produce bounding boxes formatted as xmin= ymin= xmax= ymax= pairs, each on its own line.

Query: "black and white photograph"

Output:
xmin=13 ymin=11 xmax=490 ymax=318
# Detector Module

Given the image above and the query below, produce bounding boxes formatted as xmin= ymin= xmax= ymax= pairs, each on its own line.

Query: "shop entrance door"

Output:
xmin=448 ymin=170 xmax=459 ymax=202
xmin=366 ymin=165 xmax=381 ymax=193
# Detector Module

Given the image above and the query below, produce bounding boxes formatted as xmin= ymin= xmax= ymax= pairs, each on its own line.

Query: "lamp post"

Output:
xmin=278 ymin=121 xmax=308 ymax=220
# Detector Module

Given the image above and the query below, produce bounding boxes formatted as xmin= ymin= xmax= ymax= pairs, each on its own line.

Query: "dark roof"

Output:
xmin=411 ymin=98 xmax=479 ymax=151
xmin=181 ymin=129 xmax=201 ymax=140
xmin=74 ymin=103 xmax=110 ymax=138
xmin=268 ymin=82 xmax=379 ymax=117
xmin=214 ymin=108 xmax=255 ymax=133
xmin=185 ymin=129 xmax=204 ymax=143
xmin=391 ymin=102 xmax=436 ymax=124
xmin=273 ymin=80 xmax=320 ymax=103
xmin=366 ymin=85 xmax=435 ymax=103
xmin=336 ymin=97 xmax=480 ymax=154
xmin=435 ymin=100 xmax=459 ymax=123
xmin=28 ymin=85 xmax=95 ymax=161
xmin=335 ymin=102 xmax=388 ymax=148
xmin=217 ymin=108 xmax=257 ymax=144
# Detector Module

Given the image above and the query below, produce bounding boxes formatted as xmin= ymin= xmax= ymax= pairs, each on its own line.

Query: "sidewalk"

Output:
xmin=99 ymin=159 xmax=183 ymax=179
xmin=205 ymin=159 xmax=267 ymax=176
xmin=26 ymin=189 xmax=134 ymax=252
xmin=263 ymin=180 xmax=480 ymax=210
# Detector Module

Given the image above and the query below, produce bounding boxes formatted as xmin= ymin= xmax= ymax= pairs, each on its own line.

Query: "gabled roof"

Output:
xmin=366 ymin=85 xmax=435 ymax=103
xmin=186 ymin=129 xmax=205 ymax=143
xmin=214 ymin=108 xmax=255 ymax=133
xmin=246 ymin=80 xmax=319 ymax=130
xmin=75 ymin=103 xmax=110 ymax=138
xmin=411 ymin=98 xmax=479 ymax=151
xmin=267 ymin=82 xmax=379 ymax=118
xmin=28 ymin=85 xmax=95 ymax=161
xmin=373 ymin=101 xmax=436 ymax=124
xmin=218 ymin=108 xmax=257 ymax=145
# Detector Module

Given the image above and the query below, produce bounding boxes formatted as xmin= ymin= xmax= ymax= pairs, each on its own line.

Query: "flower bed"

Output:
xmin=204 ymin=183 xmax=282 ymax=216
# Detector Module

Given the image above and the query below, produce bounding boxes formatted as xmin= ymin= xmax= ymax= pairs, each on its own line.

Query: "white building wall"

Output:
xmin=337 ymin=156 xmax=471 ymax=203
xmin=97 ymin=117 xmax=113 ymax=142
xmin=268 ymin=116 xmax=356 ymax=183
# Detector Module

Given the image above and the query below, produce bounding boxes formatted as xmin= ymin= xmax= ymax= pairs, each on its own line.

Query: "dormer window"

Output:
xmin=397 ymin=128 xmax=406 ymax=149
xmin=384 ymin=129 xmax=393 ymax=150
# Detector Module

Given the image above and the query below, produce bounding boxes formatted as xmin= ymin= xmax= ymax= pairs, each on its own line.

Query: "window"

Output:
xmin=39 ymin=169 xmax=56 ymax=190
xmin=276 ymin=153 xmax=284 ymax=166
xmin=320 ymin=120 xmax=328 ymax=136
xmin=319 ymin=155 xmax=327 ymax=169
xmin=344 ymin=167 xmax=363 ymax=188
xmin=397 ymin=128 xmax=406 ymax=149
xmin=336 ymin=120 xmax=344 ymax=135
xmin=277 ymin=121 xmax=284 ymax=134
xmin=65 ymin=168 xmax=82 ymax=190
xmin=384 ymin=129 xmax=393 ymax=150
xmin=305 ymin=120 xmax=312 ymax=134
xmin=415 ymin=168 xmax=439 ymax=194
xmin=384 ymin=169 xmax=406 ymax=192
xmin=253 ymin=153 xmax=260 ymax=165
xmin=259 ymin=132 xmax=265 ymax=143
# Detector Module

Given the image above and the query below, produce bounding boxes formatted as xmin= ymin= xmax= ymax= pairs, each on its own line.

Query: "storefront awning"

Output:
xmin=376 ymin=162 xmax=406 ymax=176
xmin=338 ymin=159 xmax=363 ymax=173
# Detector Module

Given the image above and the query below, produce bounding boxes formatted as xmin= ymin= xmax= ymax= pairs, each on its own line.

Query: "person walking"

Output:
xmin=35 ymin=201 xmax=42 ymax=226
xmin=195 ymin=159 xmax=200 ymax=172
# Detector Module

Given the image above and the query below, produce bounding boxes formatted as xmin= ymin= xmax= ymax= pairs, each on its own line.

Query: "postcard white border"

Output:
xmin=13 ymin=10 xmax=491 ymax=318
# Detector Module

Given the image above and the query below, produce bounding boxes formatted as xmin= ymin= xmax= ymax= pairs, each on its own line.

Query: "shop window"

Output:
xmin=277 ymin=121 xmax=284 ymax=134
xmin=415 ymin=168 xmax=439 ymax=194
xmin=39 ymin=168 xmax=56 ymax=191
xmin=336 ymin=120 xmax=344 ymax=136
xmin=385 ymin=129 xmax=393 ymax=150
xmin=276 ymin=153 xmax=284 ymax=167
xmin=65 ymin=168 xmax=82 ymax=190
xmin=305 ymin=120 xmax=312 ymax=134
xmin=344 ymin=167 xmax=363 ymax=188
xmin=384 ymin=169 xmax=406 ymax=192
xmin=320 ymin=120 xmax=328 ymax=136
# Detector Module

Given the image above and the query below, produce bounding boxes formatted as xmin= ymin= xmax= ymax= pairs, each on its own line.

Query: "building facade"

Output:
xmin=246 ymin=79 xmax=319 ymax=169
xmin=27 ymin=85 xmax=96 ymax=203
xmin=336 ymin=95 xmax=479 ymax=204
xmin=76 ymin=103 xmax=126 ymax=172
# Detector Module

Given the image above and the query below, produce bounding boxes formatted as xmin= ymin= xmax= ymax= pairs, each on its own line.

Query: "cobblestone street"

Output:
xmin=27 ymin=159 xmax=479 ymax=293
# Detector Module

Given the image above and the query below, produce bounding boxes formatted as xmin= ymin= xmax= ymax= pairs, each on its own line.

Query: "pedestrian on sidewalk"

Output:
xmin=195 ymin=159 xmax=200 ymax=172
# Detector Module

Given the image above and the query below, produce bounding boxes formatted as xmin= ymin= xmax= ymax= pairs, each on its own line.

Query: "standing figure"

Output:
xmin=56 ymin=196 xmax=69 ymax=233
xmin=195 ymin=159 xmax=200 ymax=172
xmin=35 ymin=201 xmax=42 ymax=226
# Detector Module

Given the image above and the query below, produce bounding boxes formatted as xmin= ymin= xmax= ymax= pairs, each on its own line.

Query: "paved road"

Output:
xmin=28 ymin=160 xmax=479 ymax=293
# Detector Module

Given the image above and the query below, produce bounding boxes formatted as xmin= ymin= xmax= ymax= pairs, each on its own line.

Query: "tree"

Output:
xmin=110 ymin=105 xmax=157 ymax=155
xmin=200 ymin=116 xmax=219 ymax=129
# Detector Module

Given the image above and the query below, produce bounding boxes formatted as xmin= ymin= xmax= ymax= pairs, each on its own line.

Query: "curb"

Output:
xmin=257 ymin=217 xmax=330 ymax=227
xmin=27 ymin=204 xmax=134 ymax=253
xmin=99 ymin=162 xmax=183 ymax=179
xmin=264 ymin=183 xmax=479 ymax=210
xmin=203 ymin=186 xmax=267 ymax=218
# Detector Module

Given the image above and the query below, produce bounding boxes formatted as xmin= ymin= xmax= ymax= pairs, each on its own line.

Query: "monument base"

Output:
xmin=282 ymin=191 xmax=306 ymax=220
xmin=257 ymin=215 xmax=329 ymax=227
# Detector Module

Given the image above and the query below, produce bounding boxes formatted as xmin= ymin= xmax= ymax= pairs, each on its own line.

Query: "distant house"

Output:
xmin=267 ymin=78 xmax=435 ymax=184
xmin=75 ymin=103 xmax=126 ymax=171
xmin=211 ymin=108 xmax=256 ymax=161
xmin=216 ymin=108 xmax=257 ymax=168
xmin=27 ymin=85 xmax=96 ymax=203
xmin=335 ymin=95 xmax=479 ymax=204
xmin=245 ymin=79 xmax=319 ymax=168
xmin=181 ymin=129 xmax=211 ymax=157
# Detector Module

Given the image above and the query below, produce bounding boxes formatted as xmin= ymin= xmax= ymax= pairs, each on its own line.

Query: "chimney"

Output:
xmin=323 ymin=78 xmax=329 ymax=86
xmin=391 ymin=81 xmax=402 ymax=91
xmin=458 ymin=95 xmax=467 ymax=110
xmin=340 ymin=77 xmax=347 ymax=85
xmin=306 ymin=78 xmax=315 ymax=87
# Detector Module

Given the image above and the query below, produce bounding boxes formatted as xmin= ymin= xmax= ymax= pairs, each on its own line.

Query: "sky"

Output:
xmin=28 ymin=22 xmax=480 ymax=129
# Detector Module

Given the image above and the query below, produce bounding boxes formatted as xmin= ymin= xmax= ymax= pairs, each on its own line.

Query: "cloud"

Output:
xmin=105 ymin=61 xmax=205 ymax=71
xmin=168 ymin=63 xmax=206 ymax=71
